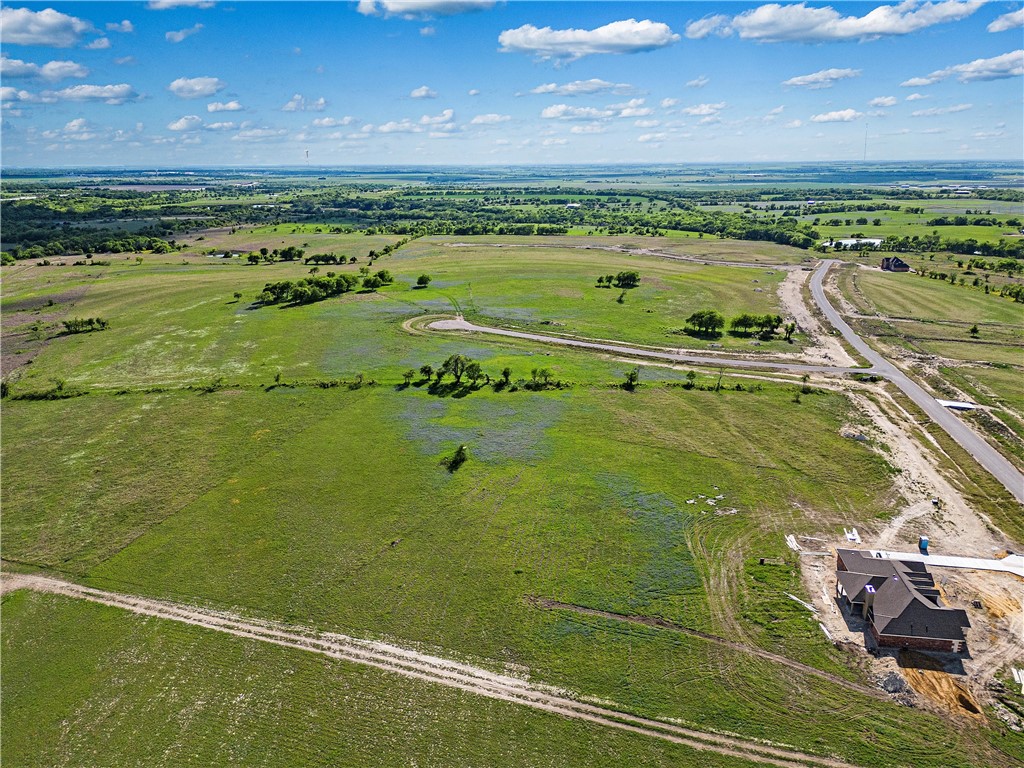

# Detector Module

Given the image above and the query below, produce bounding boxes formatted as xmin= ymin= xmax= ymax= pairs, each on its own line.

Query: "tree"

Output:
xmin=686 ymin=309 xmax=725 ymax=334
xmin=247 ymin=253 xmax=260 ymax=265
xmin=419 ymin=364 xmax=434 ymax=380
xmin=417 ymin=274 xmax=432 ymax=288
xmin=441 ymin=354 xmax=469 ymax=383
xmin=783 ymin=322 xmax=797 ymax=342
xmin=613 ymin=271 xmax=641 ymax=288
xmin=362 ymin=275 xmax=383 ymax=291
xmin=465 ymin=361 xmax=483 ymax=385
xmin=233 ymin=291 xmax=243 ymax=302
xmin=309 ymin=266 xmax=320 ymax=275
xmin=624 ymin=367 xmax=640 ymax=391
xmin=403 ymin=369 xmax=416 ymax=384
xmin=969 ymin=324 xmax=980 ymax=337
xmin=730 ymin=313 xmax=757 ymax=333
xmin=500 ymin=367 xmax=512 ymax=386
xmin=374 ymin=269 xmax=393 ymax=284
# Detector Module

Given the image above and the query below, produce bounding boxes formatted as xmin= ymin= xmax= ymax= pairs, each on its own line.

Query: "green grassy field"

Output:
xmin=852 ymin=269 xmax=1024 ymax=325
xmin=3 ymin=234 xmax=1020 ymax=767
xmin=2 ymin=241 xmax=806 ymax=396
xmin=3 ymin=590 xmax=755 ymax=768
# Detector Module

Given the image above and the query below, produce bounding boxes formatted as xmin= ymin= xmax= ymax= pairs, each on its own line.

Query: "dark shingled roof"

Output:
xmin=836 ymin=549 xmax=970 ymax=642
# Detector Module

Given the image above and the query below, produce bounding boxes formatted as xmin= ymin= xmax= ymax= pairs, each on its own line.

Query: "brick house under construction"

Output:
xmin=835 ymin=548 xmax=970 ymax=653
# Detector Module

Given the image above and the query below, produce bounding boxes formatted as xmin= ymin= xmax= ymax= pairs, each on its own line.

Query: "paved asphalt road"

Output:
xmin=430 ymin=258 xmax=1023 ymax=504
xmin=811 ymin=259 xmax=1023 ymax=504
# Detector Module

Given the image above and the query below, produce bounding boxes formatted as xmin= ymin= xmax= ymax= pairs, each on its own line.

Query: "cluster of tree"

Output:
xmin=408 ymin=356 xmax=568 ymax=393
xmin=678 ymin=310 xmax=794 ymax=339
xmin=258 ymin=274 xmax=360 ymax=305
xmin=729 ymin=313 xmax=786 ymax=335
xmin=62 ymin=317 xmax=109 ymax=334
xmin=257 ymin=268 xmax=395 ymax=305
xmin=926 ymin=216 xmax=1018 ymax=227
xmin=835 ymin=233 xmax=1024 ymax=259
xmin=596 ymin=271 xmax=641 ymax=288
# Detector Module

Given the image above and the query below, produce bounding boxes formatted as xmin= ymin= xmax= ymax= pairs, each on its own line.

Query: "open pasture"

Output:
xmin=3 ymin=590 xmax=742 ymax=768
xmin=3 ymin=240 xmax=805 ymax=396
xmin=3 ymin=380 xmax=1003 ymax=767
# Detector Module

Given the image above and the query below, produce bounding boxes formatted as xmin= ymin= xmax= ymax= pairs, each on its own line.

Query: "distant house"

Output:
xmin=835 ymin=548 xmax=970 ymax=653
xmin=881 ymin=256 xmax=910 ymax=272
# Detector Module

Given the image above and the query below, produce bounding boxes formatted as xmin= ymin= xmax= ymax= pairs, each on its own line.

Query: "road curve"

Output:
xmin=426 ymin=258 xmax=1022 ymax=504
xmin=811 ymin=259 xmax=1023 ymax=504
xmin=429 ymin=317 xmax=870 ymax=376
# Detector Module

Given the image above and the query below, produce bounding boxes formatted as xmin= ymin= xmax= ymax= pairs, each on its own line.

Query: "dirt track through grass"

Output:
xmin=4 ymin=573 xmax=864 ymax=768
xmin=527 ymin=597 xmax=883 ymax=700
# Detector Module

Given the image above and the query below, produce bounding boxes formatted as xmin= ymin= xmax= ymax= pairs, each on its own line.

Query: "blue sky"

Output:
xmin=1 ymin=0 xmax=1022 ymax=166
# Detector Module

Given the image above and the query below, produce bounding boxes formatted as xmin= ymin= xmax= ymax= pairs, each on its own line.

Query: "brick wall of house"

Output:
xmin=869 ymin=624 xmax=962 ymax=653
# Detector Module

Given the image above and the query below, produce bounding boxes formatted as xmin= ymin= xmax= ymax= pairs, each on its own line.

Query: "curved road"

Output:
xmin=429 ymin=259 xmax=1023 ymax=504
xmin=811 ymin=259 xmax=1023 ymax=504
xmin=429 ymin=318 xmax=870 ymax=376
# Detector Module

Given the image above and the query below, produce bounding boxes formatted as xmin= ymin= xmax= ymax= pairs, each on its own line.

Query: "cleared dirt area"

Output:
xmin=798 ymin=383 xmax=1023 ymax=725
xmin=1 ymin=572 xmax=865 ymax=768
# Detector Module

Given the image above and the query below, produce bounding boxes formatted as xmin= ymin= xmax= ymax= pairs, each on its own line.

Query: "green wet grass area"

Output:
xmin=2 ymin=590 xmax=752 ymax=768
xmin=5 ymin=383 xmax=1011 ymax=767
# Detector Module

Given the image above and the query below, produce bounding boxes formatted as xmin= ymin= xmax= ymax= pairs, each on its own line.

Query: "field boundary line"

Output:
xmin=4 ymin=573 xmax=864 ymax=768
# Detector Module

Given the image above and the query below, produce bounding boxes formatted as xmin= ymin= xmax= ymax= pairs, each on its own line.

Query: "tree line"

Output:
xmin=678 ymin=310 xmax=795 ymax=340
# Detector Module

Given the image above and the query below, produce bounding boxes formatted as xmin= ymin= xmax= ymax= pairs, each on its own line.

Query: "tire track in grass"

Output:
xmin=4 ymin=573 xmax=863 ymax=768
xmin=526 ymin=596 xmax=885 ymax=700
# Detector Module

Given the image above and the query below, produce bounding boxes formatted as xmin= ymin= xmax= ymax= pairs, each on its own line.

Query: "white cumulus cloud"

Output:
xmin=686 ymin=75 xmax=710 ymax=88
xmin=611 ymin=97 xmax=653 ymax=117
xmin=988 ymin=8 xmax=1024 ymax=32
xmin=107 ymin=20 xmax=134 ymax=33
xmin=147 ymin=0 xmax=216 ymax=9
xmin=207 ymin=100 xmax=242 ymax=112
xmin=282 ymin=94 xmax=327 ymax=112
xmin=168 ymin=114 xmax=203 ymax=131
xmin=570 ymin=123 xmax=606 ymax=134
xmin=0 ymin=56 xmax=90 ymax=82
xmin=0 ymin=7 xmax=93 ymax=47
xmin=86 ymin=38 xmax=111 ymax=50
xmin=48 ymin=83 xmax=139 ymax=104
xmin=312 ymin=116 xmax=354 ymax=127
xmin=911 ymin=103 xmax=972 ymax=116
xmin=782 ymin=67 xmax=861 ymax=88
xmin=530 ymin=78 xmax=634 ymax=96
xmin=869 ymin=95 xmax=898 ymax=107
xmin=541 ymin=104 xmax=614 ymax=120
xmin=166 ymin=24 xmax=203 ymax=43
xmin=499 ymin=18 xmax=680 ymax=61
xmin=810 ymin=108 xmax=863 ymax=122
xmin=900 ymin=49 xmax=1023 ymax=85
xmin=420 ymin=108 xmax=454 ymax=124
xmin=680 ymin=101 xmax=726 ymax=116
xmin=169 ymin=76 xmax=225 ymax=99
xmin=357 ymin=0 xmax=494 ymax=19
xmin=377 ymin=119 xmax=423 ymax=133
xmin=686 ymin=1 xmax=983 ymax=43
xmin=410 ymin=85 xmax=437 ymax=99
xmin=470 ymin=113 xmax=510 ymax=124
